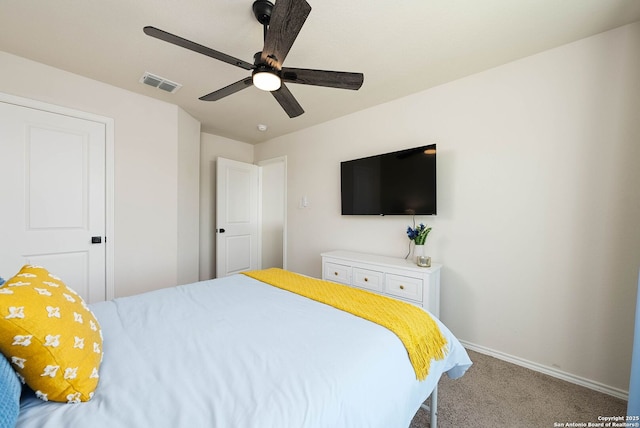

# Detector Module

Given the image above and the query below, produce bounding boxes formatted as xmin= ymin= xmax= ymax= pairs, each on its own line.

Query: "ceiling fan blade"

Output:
xmin=281 ymin=67 xmax=364 ymax=90
xmin=144 ymin=26 xmax=254 ymax=71
xmin=261 ymin=0 xmax=311 ymax=69
xmin=271 ymin=83 xmax=304 ymax=118
xmin=199 ymin=77 xmax=254 ymax=101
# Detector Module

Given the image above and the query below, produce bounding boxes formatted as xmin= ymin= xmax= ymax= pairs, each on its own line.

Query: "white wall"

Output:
xmin=199 ymin=133 xmax=254 ymax=280
xmin=0 ymin=51 xmax=201 ymax=297
xmin=177 ymin=108 xmax=201 ymax=285
xmin=255 ymin=22 xmax=640 ymax=394
xmin=259 ymin=157 xmax=286 ymax=270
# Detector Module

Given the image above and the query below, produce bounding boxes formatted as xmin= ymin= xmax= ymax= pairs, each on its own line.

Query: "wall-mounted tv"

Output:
xmin=341 ymin=144 xmax=436 ymax=215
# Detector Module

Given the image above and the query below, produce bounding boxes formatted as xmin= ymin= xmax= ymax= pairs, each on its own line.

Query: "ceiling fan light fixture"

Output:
xmin=253 ymin=69 xmax=281 ymax=91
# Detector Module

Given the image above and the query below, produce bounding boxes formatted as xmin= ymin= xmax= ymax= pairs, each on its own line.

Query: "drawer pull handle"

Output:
xmin=334 ymin=272 xmax=338 ymax=276
xmin=399 ymin=285 xmax=405 ymax=290
xmin=364 ymin=278 xmax=368 ymax=282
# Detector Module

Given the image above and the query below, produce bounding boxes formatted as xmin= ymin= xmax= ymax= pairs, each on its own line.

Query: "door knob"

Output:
xmin=91 ymin=236 xmax=102 ymax=244
xmin=218 ymin=228 xmax=226 ymax=233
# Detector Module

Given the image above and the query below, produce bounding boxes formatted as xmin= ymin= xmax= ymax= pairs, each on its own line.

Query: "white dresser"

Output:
xmin=321 ymin=250 xmax=441 ymax=317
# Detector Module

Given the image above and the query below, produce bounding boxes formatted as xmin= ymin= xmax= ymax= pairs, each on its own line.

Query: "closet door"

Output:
xmin=0 ymin=101 xmax=107 ymax=303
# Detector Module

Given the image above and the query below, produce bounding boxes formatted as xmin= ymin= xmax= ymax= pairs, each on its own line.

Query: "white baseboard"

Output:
xmin=460 ymin=340 xmax=629 ymax=401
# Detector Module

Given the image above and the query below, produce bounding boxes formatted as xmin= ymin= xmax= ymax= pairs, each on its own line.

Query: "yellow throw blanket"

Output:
xmin=242 ymin=268 xmax=447 ymax=381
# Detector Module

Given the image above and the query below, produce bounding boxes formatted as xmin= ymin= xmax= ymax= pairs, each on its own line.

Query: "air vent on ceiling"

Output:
xmin=139 ymin=72 xmax=182 ymax=93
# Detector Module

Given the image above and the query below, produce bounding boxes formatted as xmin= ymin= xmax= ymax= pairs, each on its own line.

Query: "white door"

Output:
xmin=216 ymin=157 xmax=259 ymax=277
xmin=0 ymin=101 xmax=107 ymax=303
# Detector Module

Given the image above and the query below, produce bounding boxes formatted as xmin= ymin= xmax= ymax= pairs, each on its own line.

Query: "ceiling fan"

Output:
xmin=143 ymin=0 xmax=364 ymax=118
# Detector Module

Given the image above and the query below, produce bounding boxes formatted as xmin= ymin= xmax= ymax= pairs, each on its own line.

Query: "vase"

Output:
xmin=414 ymin=244 xmax=431 ymax=267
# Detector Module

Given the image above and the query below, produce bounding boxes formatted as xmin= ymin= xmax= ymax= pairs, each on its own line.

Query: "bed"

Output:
xmin=2 ymin=266 xmax=471 ymax=428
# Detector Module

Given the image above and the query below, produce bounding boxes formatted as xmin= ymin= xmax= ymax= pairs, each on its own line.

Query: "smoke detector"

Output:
xmin=139 ymin=72 xmax=182 ymax=93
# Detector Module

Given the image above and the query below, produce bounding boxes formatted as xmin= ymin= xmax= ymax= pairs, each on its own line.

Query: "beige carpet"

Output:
xmin=410 ymin=350 xmax=627 ymax=428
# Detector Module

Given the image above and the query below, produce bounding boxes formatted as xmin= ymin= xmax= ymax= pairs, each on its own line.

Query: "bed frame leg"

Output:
xmin=430 ymin=384 xmax=438 ymax=428
xmin=419 ymin=383 xmax=438 ymax=428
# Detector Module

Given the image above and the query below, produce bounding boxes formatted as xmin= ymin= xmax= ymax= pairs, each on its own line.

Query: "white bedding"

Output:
xmin=17 ymin=273 xmax=471 ymax=428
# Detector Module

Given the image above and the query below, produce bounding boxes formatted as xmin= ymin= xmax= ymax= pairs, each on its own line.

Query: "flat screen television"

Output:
xmin=341 ymin=144 xmax=436 ymax=215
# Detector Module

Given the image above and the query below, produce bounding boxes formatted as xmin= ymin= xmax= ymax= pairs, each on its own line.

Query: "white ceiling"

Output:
xmin=1 ymin=0 xmax=639 ymax=144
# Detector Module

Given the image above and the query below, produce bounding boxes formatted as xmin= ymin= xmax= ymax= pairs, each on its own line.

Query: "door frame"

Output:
xmin=257 ymin=156 xmax=287 ymax=270
xmin=0 ymin=92 xmax=115 ymax=300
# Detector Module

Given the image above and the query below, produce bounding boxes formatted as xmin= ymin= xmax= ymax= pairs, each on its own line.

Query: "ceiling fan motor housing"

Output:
xmin=252 ymin=0 xmax=274 ymax=25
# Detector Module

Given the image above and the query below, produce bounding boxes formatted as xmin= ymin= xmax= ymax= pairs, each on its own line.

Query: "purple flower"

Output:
xmin=406 ymin=223 xmax=432 ymax=245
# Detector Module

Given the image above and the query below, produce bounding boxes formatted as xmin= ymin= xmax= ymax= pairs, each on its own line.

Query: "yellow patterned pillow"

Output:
xmin=0 ymin=265 xmax=103 ymax=403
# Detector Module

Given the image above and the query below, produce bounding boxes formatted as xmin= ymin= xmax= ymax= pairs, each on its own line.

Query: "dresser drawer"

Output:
xmin=321 ymin=251 xmax=441 ymax=317
xmin=324 ymin=262 xmax=350 ymax=285
xmin=385 ymin=274 xmax=423 ymax=303
xmin=352 ymin=267 xmax=383 ymax=292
